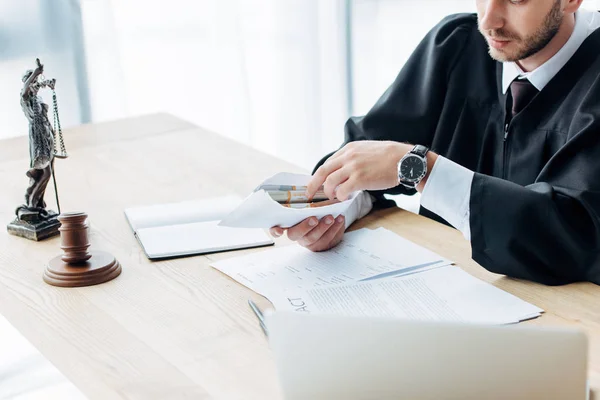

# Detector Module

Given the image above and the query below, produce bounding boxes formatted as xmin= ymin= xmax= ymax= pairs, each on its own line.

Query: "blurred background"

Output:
xmin=1 ymin=0 xmax=599 ymax=172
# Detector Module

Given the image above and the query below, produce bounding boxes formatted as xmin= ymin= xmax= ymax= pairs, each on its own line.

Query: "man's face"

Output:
xmin=477 ymin=0 xmax=563 ymax=62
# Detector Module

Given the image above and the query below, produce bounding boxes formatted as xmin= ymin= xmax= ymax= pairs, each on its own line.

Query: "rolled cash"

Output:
xmin=281 ymin=199 xmax=341 ymax=208
xmin=258 ymin=184 xmax=324 ymax=192
xmin=267 ymin=190 xmax=329 ymax=204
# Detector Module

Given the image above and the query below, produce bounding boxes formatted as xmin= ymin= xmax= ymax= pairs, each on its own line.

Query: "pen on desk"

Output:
xmin=357 ymin=260 xmax=445 ymax=282
xmin=248 ymin=299 xmax=268 ymax=337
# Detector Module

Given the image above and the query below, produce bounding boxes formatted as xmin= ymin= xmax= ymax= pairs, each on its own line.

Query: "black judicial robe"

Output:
xmin=315 ymin=13 xmax=600 ymax=286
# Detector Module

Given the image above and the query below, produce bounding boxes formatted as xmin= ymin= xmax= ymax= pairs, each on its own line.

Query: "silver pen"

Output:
xmin=248 ymin=299 xmax=268 ymax=337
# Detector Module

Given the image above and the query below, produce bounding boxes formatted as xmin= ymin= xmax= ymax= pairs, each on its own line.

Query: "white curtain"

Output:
xmin=81 ymin=0 xmax=350 ymax=171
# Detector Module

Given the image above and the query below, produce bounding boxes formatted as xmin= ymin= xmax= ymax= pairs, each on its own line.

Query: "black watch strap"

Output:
xmin=411 ymin=144 xmax=429 ymax=158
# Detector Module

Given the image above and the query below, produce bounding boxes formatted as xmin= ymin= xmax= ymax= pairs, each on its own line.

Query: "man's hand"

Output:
xmin=269 ymin=214 xmax=345 ymax=252
xmin=306 ymin=141 xmax=412 ymax=201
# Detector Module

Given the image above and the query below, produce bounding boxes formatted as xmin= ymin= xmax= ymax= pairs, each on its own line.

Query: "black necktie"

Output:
xmin=509 ymin=79 xmax=539 ymax=117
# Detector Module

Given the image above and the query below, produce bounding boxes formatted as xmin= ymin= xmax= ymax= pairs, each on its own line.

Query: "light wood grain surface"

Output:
xmin=1 ymin=113 xmax=599 ymax=399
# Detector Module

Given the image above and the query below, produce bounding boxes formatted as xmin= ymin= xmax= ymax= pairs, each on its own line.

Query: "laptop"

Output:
xmin=265 ymin=312 xmax=588 ymax=400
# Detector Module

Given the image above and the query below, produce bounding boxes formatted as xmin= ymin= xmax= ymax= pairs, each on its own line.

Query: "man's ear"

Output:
xmin=563 ymin=0 xmax=584 ymax=14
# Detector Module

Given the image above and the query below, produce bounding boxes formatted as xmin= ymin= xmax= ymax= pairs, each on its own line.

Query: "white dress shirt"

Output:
xmin=352 ymin=9 xmax=600 ymax=239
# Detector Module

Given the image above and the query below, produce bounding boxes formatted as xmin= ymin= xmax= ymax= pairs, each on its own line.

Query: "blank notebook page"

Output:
xmin=136 ymin=221 xmax=273 ymax=259
xmin=126 ymin=196 xmax=242 ymax=231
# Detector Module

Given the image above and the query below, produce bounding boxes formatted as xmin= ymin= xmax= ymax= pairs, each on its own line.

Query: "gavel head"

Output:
xmin=57 ymin=212 xmax=92 ymax=264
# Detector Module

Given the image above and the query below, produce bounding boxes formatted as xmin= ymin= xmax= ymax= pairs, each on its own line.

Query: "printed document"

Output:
xmin=270 ymin=266 xmax=542 ymax=324
xmin=212 ymin=227 xmax=453 ymax=298
xmin=212 ymin=227 xmax=543 ymax=324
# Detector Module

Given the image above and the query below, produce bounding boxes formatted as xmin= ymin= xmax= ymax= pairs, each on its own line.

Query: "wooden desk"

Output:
xmin=1 ymin=113 xmax=599 ymax=399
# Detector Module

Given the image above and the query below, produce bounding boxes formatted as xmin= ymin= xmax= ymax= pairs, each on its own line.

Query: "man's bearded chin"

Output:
xmin=479 ymin=0 xmax=563 ymax=63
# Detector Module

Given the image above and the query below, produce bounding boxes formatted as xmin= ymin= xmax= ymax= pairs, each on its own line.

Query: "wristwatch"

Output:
xmin=397 ymin=145 xmax=429 ymax=189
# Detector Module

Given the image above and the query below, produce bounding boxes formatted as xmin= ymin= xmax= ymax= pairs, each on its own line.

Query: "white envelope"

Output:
xmin=218 ymin=172 xmax=367 ymax=229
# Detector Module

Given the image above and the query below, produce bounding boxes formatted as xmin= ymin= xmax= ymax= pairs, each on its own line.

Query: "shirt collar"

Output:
xmin=501 ymin=9 xmax=593 ymax=94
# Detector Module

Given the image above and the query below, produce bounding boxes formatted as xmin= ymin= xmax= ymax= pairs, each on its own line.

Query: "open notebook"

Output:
xmin=125 ymin=196 xmax=274 ymax=260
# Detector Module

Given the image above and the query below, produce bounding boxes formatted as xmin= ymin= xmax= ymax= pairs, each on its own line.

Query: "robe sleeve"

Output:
xmin=470 ymin=113 xmax=600 ymax=285
xmin=313 ymin=14 xmax=475 ymax=209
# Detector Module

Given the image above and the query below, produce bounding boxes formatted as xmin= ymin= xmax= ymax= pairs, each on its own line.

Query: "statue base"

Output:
xmin=7 ymin=207 xmax=60 ymax=241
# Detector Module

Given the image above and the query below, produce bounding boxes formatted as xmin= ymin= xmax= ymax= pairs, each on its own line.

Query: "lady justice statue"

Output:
xmin=7 ymin=58 xmax=68 ymax=241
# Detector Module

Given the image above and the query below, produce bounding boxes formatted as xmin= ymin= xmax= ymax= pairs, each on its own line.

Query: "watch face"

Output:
xmin=400 ymin=155 xmax=426 ymax=182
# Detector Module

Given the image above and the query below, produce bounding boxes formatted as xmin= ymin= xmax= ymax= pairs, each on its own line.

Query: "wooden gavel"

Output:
xmin=44 ymin=212 xmax=121 ymax=287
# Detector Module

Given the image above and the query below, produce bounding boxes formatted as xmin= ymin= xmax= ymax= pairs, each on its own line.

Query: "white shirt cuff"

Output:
xmin=420 ymin=156 xmax=474 ymax=241
xmin=344 ymin=190 xmax=373 ymax=229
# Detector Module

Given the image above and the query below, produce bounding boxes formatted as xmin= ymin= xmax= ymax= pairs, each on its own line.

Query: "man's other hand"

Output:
xmin=269 ymin=214 xmax=345 ymax=252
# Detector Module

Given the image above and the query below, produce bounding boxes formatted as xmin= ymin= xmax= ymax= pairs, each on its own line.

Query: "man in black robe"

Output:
xmin=270 ymin=0 xmax=600 ymax=285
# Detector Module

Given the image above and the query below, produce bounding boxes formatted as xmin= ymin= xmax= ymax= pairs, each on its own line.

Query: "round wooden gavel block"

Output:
xmin=44 ymin=212 xmax=122 ymax=287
